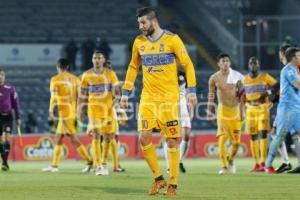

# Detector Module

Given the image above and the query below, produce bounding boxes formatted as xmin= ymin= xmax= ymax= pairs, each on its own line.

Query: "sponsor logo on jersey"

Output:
xmin=147 ymin=67 xmax=164 ymax=73
xmin=166 ymin=120 xmax=179 ymax=127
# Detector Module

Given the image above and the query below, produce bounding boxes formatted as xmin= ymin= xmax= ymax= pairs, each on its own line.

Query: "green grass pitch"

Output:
xmin=1 ymin=158 xmax=300 ymax=200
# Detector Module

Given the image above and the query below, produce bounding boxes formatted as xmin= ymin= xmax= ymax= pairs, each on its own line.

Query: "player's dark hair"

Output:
xmin=248 ymin=56 xmax=259 ymax=64
xmin=136 ymin=7 xmax=157 ymax=19
xmin=285 ymin=47 xmax=300 ymax=63
xmin=0 ymin=68 xmax=4 ymax=73
xmin=217 ymin=53 xmax=231 ymax=62
xmin=93 ymin=50 xmax=112 ymax=69
xmin=57 ymin=58 xmax=69 ymax=70
xmin=279 ymin=44 xmax=292 ymax=53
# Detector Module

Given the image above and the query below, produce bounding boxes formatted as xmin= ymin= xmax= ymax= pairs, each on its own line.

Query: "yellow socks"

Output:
xmin=142 ymin=143 xmax=161 ymax=178
xmin=260 ymin=138 xmax=268 ymax=163
xmin=92 ymin=139 xmax=101 ymax=168
xmin=51 ymin=145 xmax=62 ymax=167
xmin=102 ymin=140 xmax=111 ymax=164
xmin=228 ymin=134 xmax=240 ymax=161
xmin=218 ymin=135 xmax=228 ymax=168
xmin=250 ymin=139 xmax=260 ymax=164
xmin=76 ymin=144 xmax=91 ymax=163
xmin=110 ymin=139 xmax=119 ymax=168
xmin=168 ymin=147 xmax=180 ymax=185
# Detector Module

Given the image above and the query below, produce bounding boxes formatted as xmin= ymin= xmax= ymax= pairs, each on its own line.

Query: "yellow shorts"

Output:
xmin=246 ymin=104 xmax=270 ymax=135
xmin=138 ymin=101 xmax=180 ymax=138
xmin=217 ymin=104 xmax=241 ymax=142
xmin=87 ymin=117 xmax=117 ymax=135
xmin=56 ymin=118 xmax=76 ymax=135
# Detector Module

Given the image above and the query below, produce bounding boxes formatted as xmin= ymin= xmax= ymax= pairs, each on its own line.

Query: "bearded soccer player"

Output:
xmin=78 ymin=51 xmax=120 ymax=176
xmin=0 ymin=68 xmax=21 ymax=171
xmin=242 ymin=57 xmax=277 ymax=172
xmin=42 ymin=58 xmax=92 ymax=172
xmin=120 ymin=7 xmax=197 ymax=196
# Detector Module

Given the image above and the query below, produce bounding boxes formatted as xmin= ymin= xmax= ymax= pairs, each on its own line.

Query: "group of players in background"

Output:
xmin=1 ymin=6 xmax=300 ymax=196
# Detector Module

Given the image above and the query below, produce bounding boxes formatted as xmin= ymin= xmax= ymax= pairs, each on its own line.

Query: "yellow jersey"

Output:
xmin=243 ymin=73 xmax=277 ymax=102
xmin=122 ymin=30 xmax=196 ymax=102
xmin=49 ymin=72 xmax=80 ymax=118
xmin=80 ymin=68 xmax=119 ymax=118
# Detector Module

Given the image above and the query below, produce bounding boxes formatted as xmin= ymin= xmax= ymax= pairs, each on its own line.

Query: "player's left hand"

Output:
xmin=187 ymin=93 xmax=198 ymax=110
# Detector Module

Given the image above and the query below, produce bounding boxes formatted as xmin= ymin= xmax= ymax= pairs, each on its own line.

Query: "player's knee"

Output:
xmin=140 ymin=132 xmax=152 ymax=146
xmin=183 ymin=133 xmax=190 ymax=141
xmin=251 ymin=135 xmax=258 ymax=141
xmin=291 ymin=134 xmax=299 ymax=142
xmin=103 ymin=134 xmax=113 ymax=142
xmin=115 ymin=135 xmax=119 ymax=142
xmin=3 ymin=141 xmax=10 ymax=149
xmin=260 ymin=131 xmax=268 ymax=139
xmin=232 ymin=141 xmax=240 ymax=148
xmin=56 ymin=135 xmax=64 ymax=145
xmin=166 ymin=138 xmax=179 ymax=148
xmin=69 ymin=135 xmax=80 ymax=146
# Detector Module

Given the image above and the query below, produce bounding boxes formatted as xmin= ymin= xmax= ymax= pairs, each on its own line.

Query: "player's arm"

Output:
xmin=111 ymin=71 xmax=121 ymax=98
xmin=237 ymin=82 xmax=246 ymax=121
xmin=77 ymin=74 xmax=89 ymax=121
xmin=49 ymin=78 xmax=57 ymax=122
xmin=262 ymin=73 xmax=278 ymax=102
xmin=172 ymin=35 xmax=197 ymax=108
xmin=285 ymin=67 xmax=300 ymax=89
xmin=11 ymin=85 xmax=21 ymax=127
xmin=207 ymin=75 xmax=216 ymax=122
xmin=121 ymin=39 xmax=141 ymax=109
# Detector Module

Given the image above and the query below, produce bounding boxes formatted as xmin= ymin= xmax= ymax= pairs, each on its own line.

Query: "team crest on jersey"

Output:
xmin=140 ymin=45 xmax=145 ymax=52
xmin=159 ymin=44 xmax=165 ymax=52
xmin=151 ymin=46 xmax=155 ymax=51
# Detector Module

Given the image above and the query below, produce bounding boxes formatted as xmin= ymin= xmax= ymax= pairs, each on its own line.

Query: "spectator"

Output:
xmin=95 ymin=38 xmax=112 ymax=59
xmin=25 ymin=112 xmax=38 ymax=133
xmin=81 ymin=37 xmax=95 ymax=71
xmin=64 ymin=39 xmax=78 ymax=71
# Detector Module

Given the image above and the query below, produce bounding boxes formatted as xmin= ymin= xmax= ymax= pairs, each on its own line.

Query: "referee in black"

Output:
xmin=0 ymin=68 xmax=21 ymax=171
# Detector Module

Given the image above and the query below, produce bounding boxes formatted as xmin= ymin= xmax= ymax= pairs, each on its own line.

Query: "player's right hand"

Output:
xmin=120 ymin=95 xmax=129 ymax=109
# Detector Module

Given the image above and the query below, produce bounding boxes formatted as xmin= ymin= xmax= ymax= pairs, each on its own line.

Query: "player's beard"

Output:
xmin=144 ymin=24 xmax=155 ymax=37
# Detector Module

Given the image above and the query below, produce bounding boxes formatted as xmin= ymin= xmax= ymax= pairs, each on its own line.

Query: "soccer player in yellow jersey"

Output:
xmin=42 ymin=58 xmax=92 ymax=172
xmin=78 ymin=51 xmax=119 ymax=176
xmin=242 ymin=57 xmax=277 ymax=172
xmin=207 ymin=53 xmax=244 ymax=175
xmin=120 ymin=7 xmax=197 ymax=196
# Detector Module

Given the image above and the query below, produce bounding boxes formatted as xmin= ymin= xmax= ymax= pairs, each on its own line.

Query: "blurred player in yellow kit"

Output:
xmin=78 ymin=51 xmax=119 ymax=176
xmin=42 ymin=58 xmax=92 ymax=172
xmin=120 ymin=7 xmax=197 ymax=196
xmin=242 ymin=57 xmax=277 ymax=172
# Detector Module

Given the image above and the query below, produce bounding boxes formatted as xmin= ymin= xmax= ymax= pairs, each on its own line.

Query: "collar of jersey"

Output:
xmin=147 ymin=30 xmax=165 ymax=43
xmin=93 ymin=68 xmax=105 ymax=75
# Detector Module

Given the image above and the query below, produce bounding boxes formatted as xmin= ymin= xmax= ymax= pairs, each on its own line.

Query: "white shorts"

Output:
xmin=180 ymin=97 xmax=191 ymax=128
